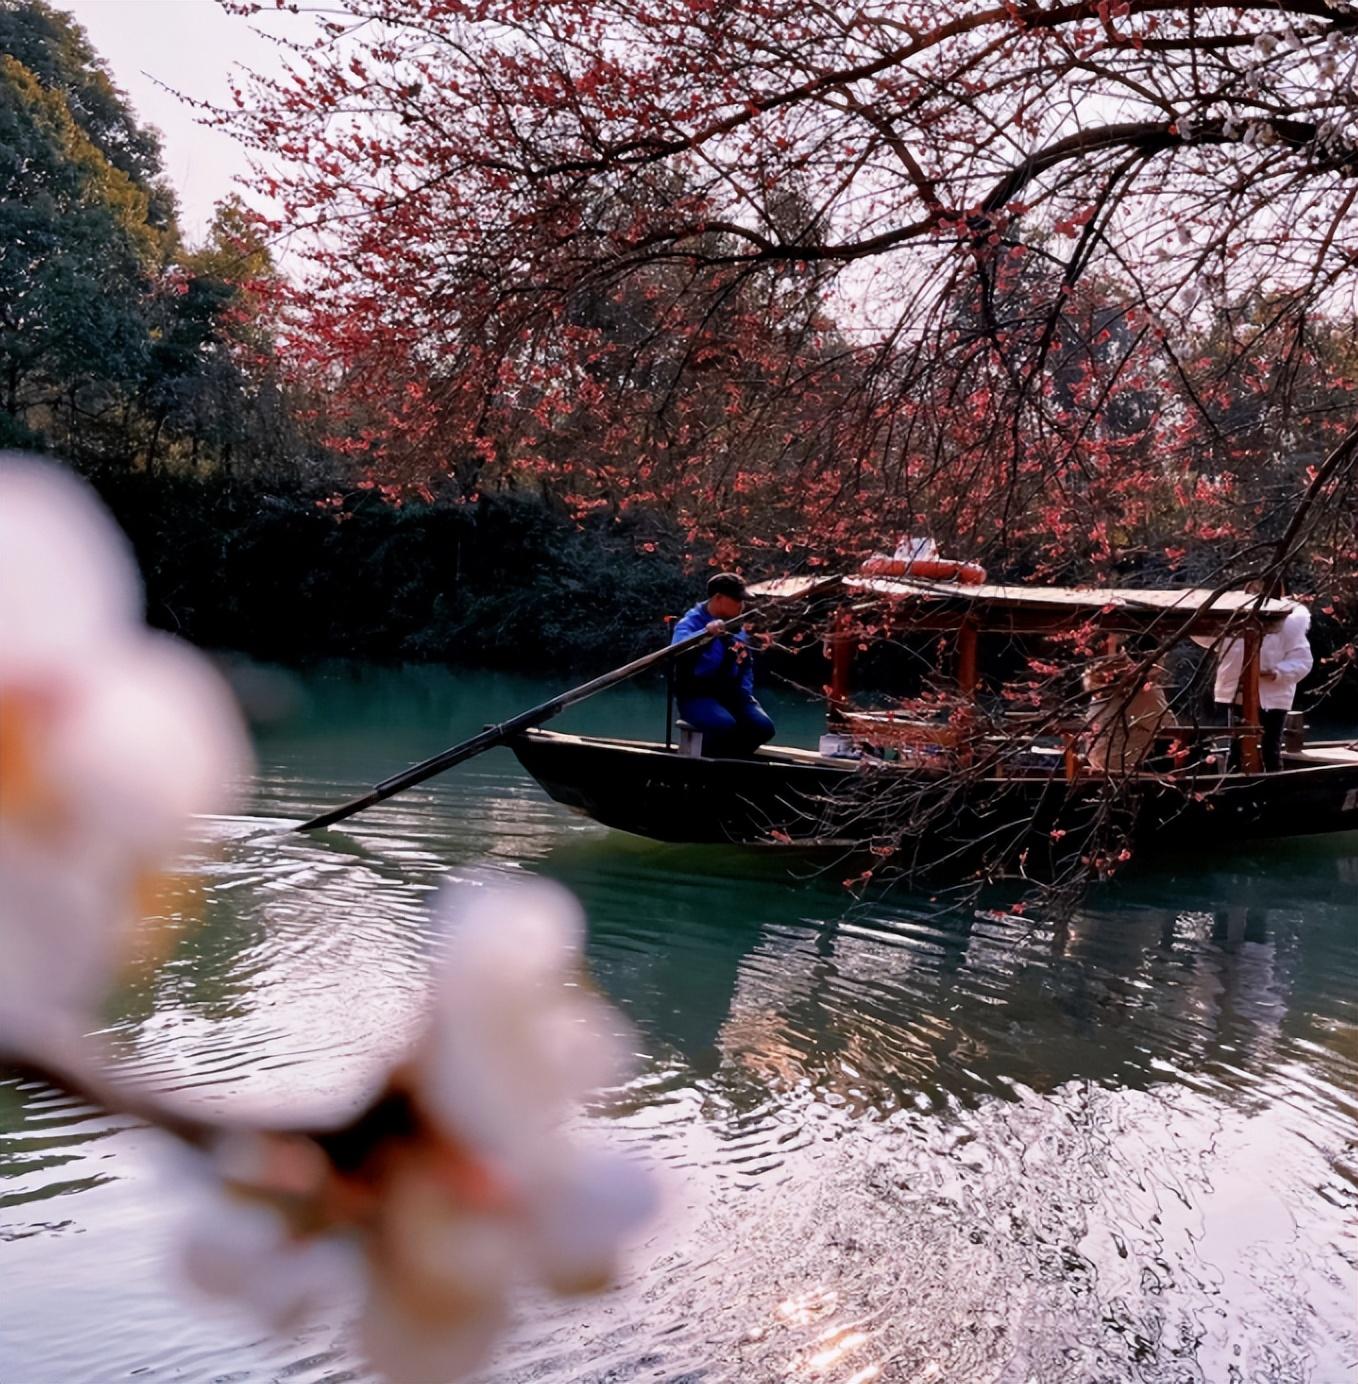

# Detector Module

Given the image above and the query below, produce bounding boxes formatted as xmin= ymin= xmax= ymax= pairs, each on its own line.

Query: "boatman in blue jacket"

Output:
xmin=670 ymin=573 xmax=776 ymax=756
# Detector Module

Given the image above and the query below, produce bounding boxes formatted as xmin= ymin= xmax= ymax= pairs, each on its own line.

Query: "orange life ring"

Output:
xmin=860 ymin=555 xmax=987 ymax=584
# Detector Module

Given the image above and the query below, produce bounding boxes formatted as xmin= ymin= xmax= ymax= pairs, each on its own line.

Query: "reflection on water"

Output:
xmin=1 ymin=664 xmax=1355 ymax=1382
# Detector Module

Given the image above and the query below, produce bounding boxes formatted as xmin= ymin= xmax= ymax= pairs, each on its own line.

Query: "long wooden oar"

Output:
xmin=295 ymin=609 xmax=765 ymax=832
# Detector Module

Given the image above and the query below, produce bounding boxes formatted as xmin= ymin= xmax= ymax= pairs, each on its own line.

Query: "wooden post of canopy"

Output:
xmin=954 ymin=617 xmax=980 ymax=767
xmin=1063 ymin=736 xmax=1080 ymax=782
xmin=1240 ymin=623 xmax=1263 ymax=773
xmin=828 ymin=609 xmax=853 ymax=721
xmin=956 ymin=618 xmax=979 ymax=695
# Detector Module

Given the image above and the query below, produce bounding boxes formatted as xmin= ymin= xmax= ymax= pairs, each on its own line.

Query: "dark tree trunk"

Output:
xmin=146 ymin=412 xmax=166 ymax=473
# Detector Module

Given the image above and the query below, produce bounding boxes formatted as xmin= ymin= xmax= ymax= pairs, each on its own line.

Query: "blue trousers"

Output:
xmin=678 ymin=696 xmax=776 ymax=756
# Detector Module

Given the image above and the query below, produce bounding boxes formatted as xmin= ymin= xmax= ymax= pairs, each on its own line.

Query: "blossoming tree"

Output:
xmin=220 ymin=0 xmax=1356 ymax=587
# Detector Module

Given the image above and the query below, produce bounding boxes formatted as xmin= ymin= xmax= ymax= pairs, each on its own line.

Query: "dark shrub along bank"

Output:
xmin=89 ymin=469 xmax=697 ymax=670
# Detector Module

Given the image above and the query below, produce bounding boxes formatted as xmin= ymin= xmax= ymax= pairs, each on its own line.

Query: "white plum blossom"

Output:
xmin=417 ymin=878 xmax=629 ymax=1185
xmin=0 ymin=455 xmax=250 ymax=1046
xmin=182 ymin=879 xmax=658 ymax=1384
xmin=183 ymin=1178 xmax=365 ymax=1329
xmin=0 ymin=456 xmax=141 ymax=670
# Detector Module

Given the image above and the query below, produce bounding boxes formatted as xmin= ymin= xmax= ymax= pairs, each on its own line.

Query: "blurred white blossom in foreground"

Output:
xmin=0 ymin=455 xmax=657 ymax=1382
xmin=183 ymin=879 xmax=657 ymax=1383
xmin=0 ymin=454 xmax=250 ymax=1045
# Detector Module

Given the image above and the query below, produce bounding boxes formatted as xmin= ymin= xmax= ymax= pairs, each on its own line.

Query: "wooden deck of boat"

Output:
xmin=1290 ymin=741 xmax=1358 ymax=765
xmin=513 ymin=730 xmax=854 ymax=768
xmin=520 ymin=732 xmax=1358 ymax=788
xmin=520 ymin=729 xmax=1358 ymax=778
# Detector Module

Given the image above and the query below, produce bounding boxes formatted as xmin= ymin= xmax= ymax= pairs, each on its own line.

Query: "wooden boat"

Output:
xmin=509 ymin=572 xmax=1358 ymax=874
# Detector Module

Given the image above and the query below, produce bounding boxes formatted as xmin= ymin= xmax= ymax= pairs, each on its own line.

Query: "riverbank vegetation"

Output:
xmin=2 ymin=2 xmax=1355 ymax=690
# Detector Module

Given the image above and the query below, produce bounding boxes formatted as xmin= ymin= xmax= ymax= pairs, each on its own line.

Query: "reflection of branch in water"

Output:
xmin=704 ymin=883 xmax=1338 ymax=1123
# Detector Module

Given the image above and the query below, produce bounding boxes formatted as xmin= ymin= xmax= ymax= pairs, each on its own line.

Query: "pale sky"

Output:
xmin=62 ymin=0 xmax=294 ymax=241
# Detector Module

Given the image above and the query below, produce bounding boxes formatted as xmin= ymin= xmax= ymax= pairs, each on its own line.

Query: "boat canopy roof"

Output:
xmin=748 ymin=573 xmax=1294 ymax=635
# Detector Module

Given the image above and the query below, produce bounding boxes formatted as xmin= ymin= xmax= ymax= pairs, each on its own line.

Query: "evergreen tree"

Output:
xmin=0 ymin=59 xmax=157 ymax=444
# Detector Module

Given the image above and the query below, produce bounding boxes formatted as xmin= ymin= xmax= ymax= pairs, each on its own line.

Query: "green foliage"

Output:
xmin=0 ymin=50 xmax=161 ymax=418
xmin=0 ymin=7 xmax=320 ymax=481
xmin=0 ymin=0 xmax=170 ymax=217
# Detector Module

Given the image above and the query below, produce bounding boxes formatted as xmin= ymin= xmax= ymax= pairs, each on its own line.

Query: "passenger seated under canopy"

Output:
xmin=1082 ymin=649 xmax=1170 ymax=774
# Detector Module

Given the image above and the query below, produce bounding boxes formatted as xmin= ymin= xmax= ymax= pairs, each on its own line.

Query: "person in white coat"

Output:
xmin=1197 ymin=593 xmax=1313 ymax=771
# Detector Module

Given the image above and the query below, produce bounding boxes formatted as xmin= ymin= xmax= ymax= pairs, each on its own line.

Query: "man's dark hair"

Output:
xmin=707 ymin=572 xmax=747 ymax=600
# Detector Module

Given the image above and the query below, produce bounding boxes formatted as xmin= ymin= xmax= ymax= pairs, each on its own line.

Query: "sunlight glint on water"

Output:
xmin=1 ymin=664 xmax=1355 ymax=1383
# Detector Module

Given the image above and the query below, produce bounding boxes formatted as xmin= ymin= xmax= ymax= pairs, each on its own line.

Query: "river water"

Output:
xmin=2 ymin=665 xmax=1356 ymax=1383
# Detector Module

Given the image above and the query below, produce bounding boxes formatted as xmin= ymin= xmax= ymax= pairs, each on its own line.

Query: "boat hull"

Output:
xmin=509 ymin=730 xmax=1358 ymax=872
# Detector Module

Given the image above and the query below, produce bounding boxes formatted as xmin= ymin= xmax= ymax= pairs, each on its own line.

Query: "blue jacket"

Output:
xmin=671 ymin=602 xmax=756 ymax=702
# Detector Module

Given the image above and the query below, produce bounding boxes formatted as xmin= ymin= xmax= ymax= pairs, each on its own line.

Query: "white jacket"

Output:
xmin=1196 ymin=601 xmax=1313 ymax=711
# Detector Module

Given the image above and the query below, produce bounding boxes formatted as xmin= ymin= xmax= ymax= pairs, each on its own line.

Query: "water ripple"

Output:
xmin=1 ymin=666 xmax=1354 ymax=1382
